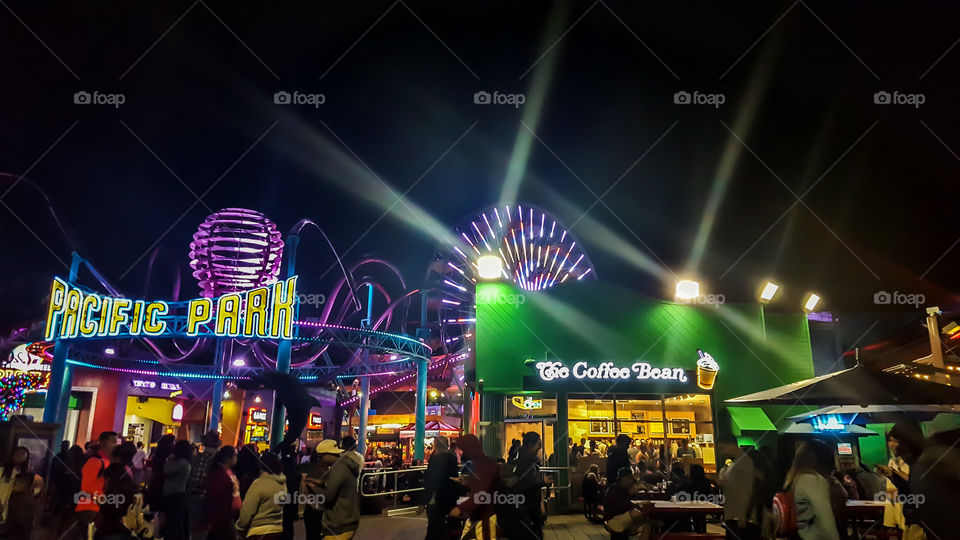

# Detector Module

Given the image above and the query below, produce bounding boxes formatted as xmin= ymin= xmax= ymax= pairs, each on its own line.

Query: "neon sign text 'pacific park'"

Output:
xmin=45 ymin=276 xmax=298 ymax=341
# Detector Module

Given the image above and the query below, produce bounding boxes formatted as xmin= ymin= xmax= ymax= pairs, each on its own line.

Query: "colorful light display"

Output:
xmin=0 ymin=373 xmax=43 ymax=421
xmin=189 ymin=208 xmax=284 ymax=298
xmin=451 ymin=204 xmax=595 ymax=291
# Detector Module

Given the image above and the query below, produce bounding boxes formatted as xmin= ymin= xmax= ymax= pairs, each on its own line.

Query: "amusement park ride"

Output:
xmin=1 ymin=203 xmax=596 ymax=459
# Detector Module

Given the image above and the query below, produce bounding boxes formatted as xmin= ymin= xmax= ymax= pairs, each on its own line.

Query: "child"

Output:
xmin=0 ymin=473 xmax=37 ymax=540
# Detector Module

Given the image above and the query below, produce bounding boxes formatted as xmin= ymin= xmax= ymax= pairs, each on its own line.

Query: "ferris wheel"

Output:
xmin=426 ymin=203 xmax=597 ymax=354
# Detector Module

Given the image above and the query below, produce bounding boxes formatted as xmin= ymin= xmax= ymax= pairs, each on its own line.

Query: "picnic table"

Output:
xmin=636 ymin=500 xmax=725 ymax=517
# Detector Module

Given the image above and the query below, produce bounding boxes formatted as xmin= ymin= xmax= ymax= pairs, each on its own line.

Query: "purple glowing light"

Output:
xmin=449 ymin=204 xmax=595 ymax=292
xmin=189 ymin=208 xmax=284 ymax=298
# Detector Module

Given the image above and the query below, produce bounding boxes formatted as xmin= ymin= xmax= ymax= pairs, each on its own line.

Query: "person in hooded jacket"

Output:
xmin=312 ymin=441 xmax=361 ymax=540
xmin=449 ymin=435 xmax=499 ymax=540
xmin=236 ymin=452 xmax=287 ymax=540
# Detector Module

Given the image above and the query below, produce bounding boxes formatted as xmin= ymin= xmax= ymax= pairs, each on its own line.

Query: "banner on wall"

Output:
xmin=2 ymin=343 xmax=52 ymax=389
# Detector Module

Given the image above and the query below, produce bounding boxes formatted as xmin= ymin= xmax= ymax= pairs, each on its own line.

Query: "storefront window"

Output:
xmin=569 ymin=393 xmax=717 ymax=473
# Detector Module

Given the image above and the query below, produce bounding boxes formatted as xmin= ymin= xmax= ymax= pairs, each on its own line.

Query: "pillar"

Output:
xmin=555 ymin=392 xmax=570 ymax=509
xmin=208 ymin=339 xmax=227 ymax=432
xmin=357 ymin=284 xmax=374 ymax=455
xmin=44 ymin=252 xmax=81 ymax=445
xmin=414 ymin=359 xmax=428 ymax=460
xmin=271 ymin=234 xmax=300 ymax=448
xmin=480 ymin=391 xmax=504 ymax=459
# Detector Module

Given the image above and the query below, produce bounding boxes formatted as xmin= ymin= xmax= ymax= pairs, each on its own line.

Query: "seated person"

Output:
xmin=604 ymin=467 xmax=650 ymax=538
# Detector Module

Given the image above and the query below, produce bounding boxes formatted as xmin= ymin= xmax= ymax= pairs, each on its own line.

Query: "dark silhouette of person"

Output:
xmin=239 ymin=371 xmax=320 ymax=446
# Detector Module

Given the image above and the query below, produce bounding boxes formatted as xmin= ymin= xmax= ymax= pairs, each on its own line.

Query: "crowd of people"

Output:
xmin=0 ymin=419 xmax=954 ymax=540
xmin=7 ymin=430 xmax=366 ymax=540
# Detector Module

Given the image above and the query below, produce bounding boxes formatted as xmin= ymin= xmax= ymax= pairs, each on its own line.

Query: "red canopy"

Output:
xmin=398 ymin=420 xmax=460 ymax=438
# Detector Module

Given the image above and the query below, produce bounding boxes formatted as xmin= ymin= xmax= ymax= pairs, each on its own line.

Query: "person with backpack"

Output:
xmin=76 ymin=431 xmax=119 ymax=540
xmin=717 ymin=434 xmax=770 ymax=540
xmin=503 ymin=432 xmax=545 ymax=540
xmin=783 ymin=440 xmax=840 ymax=540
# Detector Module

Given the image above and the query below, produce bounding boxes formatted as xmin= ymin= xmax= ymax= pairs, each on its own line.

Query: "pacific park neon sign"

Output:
xmin=44 ymin=276 xmax=298 ymax=341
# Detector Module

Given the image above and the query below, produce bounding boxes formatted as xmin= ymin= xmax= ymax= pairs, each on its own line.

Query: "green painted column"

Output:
xmin=555 ymin=392 xmax=570 ymax=509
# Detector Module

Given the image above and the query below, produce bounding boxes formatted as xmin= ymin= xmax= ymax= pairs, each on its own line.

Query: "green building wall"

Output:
xmin=473 ymin=281 xmax=817 ymax=445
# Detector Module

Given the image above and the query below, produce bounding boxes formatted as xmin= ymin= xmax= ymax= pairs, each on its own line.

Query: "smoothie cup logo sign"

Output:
xmin=696 ymin=349 xmax=719 ymax=390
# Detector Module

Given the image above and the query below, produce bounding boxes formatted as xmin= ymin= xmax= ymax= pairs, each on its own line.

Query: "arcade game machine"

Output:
xmin=244 ymin=407 xmax=271 ymax=452
xmin=306 ymin=412 xmax=323 ymax=445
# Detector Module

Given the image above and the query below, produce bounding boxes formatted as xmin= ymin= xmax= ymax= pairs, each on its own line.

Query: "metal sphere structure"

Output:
xmin=189 ymin=208 xmax=284 ymax=298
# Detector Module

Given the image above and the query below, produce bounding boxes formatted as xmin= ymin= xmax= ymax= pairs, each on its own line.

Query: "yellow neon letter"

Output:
xmin=216 ymin=294 xmax=242 ymax=336
xmin=270 ymin=276 xmax=298 ymax=339
xmin=44 ymin=278 xmax=68 ymax=341
xmin=243 ymin=287 xmax=269 ymax=337
xmin=110 ymin=298 xmax=132 ymax=335
xmin=62 ymin=288 xmax=83 ymax=339
xmin=143 ymin=301 xmax=168 ymax=335
xmin=186 ymin=298 xmax=213 ymax=336
xmin=128 ymin=301 xmax=145 ymax=335
xmin=79 ymin=295 xmax=102 ymax=337
xmin=97 ymin=297 xmax=112 ymax=336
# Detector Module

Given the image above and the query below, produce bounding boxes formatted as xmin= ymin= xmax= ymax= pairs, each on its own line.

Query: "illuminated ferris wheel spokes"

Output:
xmin=451 ymin=204 xmax=595 ymax=291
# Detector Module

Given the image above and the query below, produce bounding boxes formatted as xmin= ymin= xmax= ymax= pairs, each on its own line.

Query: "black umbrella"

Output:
xmin=725 ymin=364 xmax=960 ymax=406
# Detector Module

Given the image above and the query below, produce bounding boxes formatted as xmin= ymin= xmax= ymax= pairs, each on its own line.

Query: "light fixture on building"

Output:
xmin=172 ymin=403 xmax=184 ymax=422
xmin=759 ymin=282 xmax=779 ymax=303
xmin=476 ymin=254 xmax=503 ymax=280
xmin=803 ymin=292 xmax=821 ymax=312
xmin=254 ymin=395 xmax=262 ymax=403
xmin=675 ymin=280 xmax=700 ymax=300
xmin=104 ymin=347 xmax=116 ymax=355
xmin=223 ymin=390 xmax=231 ymax=399
xmin=232 ymin=358 xmax=246 ymax=367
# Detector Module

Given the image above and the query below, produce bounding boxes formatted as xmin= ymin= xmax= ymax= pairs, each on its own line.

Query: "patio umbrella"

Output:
xmin=786 ymin=404 xmax=960 ymax=424
xmin=725 ymin=364 xmax=960 ymax=406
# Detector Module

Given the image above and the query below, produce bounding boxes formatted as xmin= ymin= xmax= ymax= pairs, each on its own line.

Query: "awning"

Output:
xmin=728 ymin=406 xmax=776 ymax=434
xmin=399 ymin=420 xmax=460 ymax=438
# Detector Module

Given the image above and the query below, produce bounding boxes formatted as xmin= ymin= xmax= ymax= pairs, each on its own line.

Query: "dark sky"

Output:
xmin=2 ymin=1 xmax=960 ymax=335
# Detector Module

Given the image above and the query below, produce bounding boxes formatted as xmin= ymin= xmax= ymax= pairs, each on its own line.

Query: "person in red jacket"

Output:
xmin=203 ymin=446 xmax=241 ymax=540
xmin=449 ymin=435 xmax=499 ymax=540
xmin=74 ymin=431 xmax=118 ymax=540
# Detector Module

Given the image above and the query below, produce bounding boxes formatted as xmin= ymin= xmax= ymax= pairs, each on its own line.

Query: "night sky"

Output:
xmin=3 ymin=1 xmax=960 ymax=349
